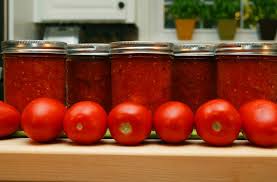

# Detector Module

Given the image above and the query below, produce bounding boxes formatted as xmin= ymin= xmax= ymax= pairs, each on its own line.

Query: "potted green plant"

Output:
xmin=169 ymin=0 xmax=201 ymax=40
xmin=214 ymin=0 xmax=240 ymax=40
xmin=252 ymin=0 xmax=277 ymax=40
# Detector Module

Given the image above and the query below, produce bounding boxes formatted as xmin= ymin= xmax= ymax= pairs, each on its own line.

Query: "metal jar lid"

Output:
xmin=1 ymin=40 xmax=67 ymax=54
xmin=216 ymin=42 xmax=277 ymax=56
xmin=173 ymin=43 xmax=215 ymax=56
xmin=67 ymin=43 xmax=110 ymax=56
xmin=110 ymin=41 xmax=173 ymax=55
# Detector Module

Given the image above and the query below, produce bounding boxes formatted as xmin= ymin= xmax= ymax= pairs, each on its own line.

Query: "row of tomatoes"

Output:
xmin=0 ymin=98 xmax=277 ymax=147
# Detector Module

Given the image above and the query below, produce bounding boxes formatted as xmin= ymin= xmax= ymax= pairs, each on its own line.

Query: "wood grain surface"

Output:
xmin=0 ymin=138 xmax=276 ymax=182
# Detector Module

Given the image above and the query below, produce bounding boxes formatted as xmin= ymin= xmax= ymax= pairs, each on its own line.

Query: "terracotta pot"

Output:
xmin=258 ymin=19 xmax=277 ymax=40
xmin=175 ymin=19 xmax=196 ymax=40
xmin=217 ymin=19 xmax=237 ymax=40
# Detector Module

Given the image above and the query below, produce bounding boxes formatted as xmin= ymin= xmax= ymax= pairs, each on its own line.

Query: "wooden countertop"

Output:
xmin=0 ymin=138 xmax=276 ymax=182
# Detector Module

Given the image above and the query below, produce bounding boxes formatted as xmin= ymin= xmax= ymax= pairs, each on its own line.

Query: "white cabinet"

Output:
xmin=34 ymin=0 xmax=135 ymax=23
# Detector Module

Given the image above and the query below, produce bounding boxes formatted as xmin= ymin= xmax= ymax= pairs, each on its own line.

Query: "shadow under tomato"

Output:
xmin=243 ymin=142 xmax=277 ymax=149
xmin=150 ymin=140 xmax=191 ymax=146
xmin=0 ymin=135 xmax=20 ymax=140
xmin=25 ymin=138 xmax=65 ymax=145
xmin=64 ymin=139 xmax=108 ymax=146
xmin=194 ymin=140 xmax=250 ymax=148
xmin=106 ymin=139 xmax=159 ymax=147
xmin=107 ymin=139 xmax=192 ymax=146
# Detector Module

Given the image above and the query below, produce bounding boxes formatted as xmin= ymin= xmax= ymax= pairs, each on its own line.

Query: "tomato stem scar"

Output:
xmin=212 ymin=121 xmax=222 ymax=132
xmin=119 ymin=122 xmax=132 ymax=135
xmin=76 ymin=122 xmax=83 ymax=131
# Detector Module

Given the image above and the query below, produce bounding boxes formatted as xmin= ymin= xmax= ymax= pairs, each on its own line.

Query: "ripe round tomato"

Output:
xmin=22 ymin=98 xmax=66 ymax=143
xmin=240 ymin=99 xmax=277 ymax=147
xmin=108 ymin=102 xmax=152 ymax=145
xmin=153 ymin=101 xmax=194 ymax=143
xmin=0 ymin=101 xmax=20 ymax=137
xmin=195 ymin=99 xmax=241 ymax=146
xmin=63 ymin=101 xmax=107 ymax=145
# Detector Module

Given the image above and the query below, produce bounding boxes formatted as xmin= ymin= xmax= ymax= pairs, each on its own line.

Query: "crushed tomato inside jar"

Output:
xmin=111 ymin=42 xmax=173 ymax=111
xmin=216 ymin=42 xmax=277 ymax=108
xmin=172 ymin=44 xmax=216 ymax=111
xmin=2 ymin=40 xmax=66 ymax=112
xmin=66 ymin=44 xmax=111 ymax=111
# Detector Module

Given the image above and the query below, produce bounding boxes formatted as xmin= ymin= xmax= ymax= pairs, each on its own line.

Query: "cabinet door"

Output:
xmin=34 ymin=0 xmax=135 ymax=23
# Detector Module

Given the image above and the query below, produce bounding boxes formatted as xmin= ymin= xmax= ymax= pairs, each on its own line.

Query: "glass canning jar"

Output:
xmin=173 ymin=43 xmax=216 ymax=111
xmin=66 ymin=43 xmax=111 ymax=111
xmin=2 ymin=40 xmax=67 ymax=112
xmin=216 ymin=42 xmax=277 ymax=108
xmin=111 ymin=41 xmax=173 ymax=111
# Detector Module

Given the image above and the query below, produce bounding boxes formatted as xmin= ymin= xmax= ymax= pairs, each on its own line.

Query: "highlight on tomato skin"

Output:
xmin=240 ymin=99 xmax=277 ymax=147
xmin=0 ymin=101 xmax=21 ymax=138
xmin=108 ymin=102 xmax=152 ymax=146
xmin=195 ymin=99 xmax=242 ymax=146
xmin=63 ymin=101 xmax=108 ymax=145
xmin=21 ymin=97 xmax=66 ymax=143
xmin=153 ymin=101 xmax=194 ymax=144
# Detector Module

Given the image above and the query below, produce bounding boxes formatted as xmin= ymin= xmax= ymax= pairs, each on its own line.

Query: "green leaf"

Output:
xmin=251 ymin=0 xmax=277 ymax=20
xmin=169 ymin=0 xmax=202 ymax=19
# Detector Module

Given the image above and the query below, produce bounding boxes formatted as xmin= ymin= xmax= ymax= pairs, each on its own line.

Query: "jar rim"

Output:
xmin=173 ymin=43 xmax=215 ymax=56
xmin=1 ymin=40 xmax=67 ymax=54
xmin=216 ymin=42 xmax=277 ymax=56
xmin=67 ymin=43 xmax=110 ymax=56
xmin=110 ymin=41 xmax=173 ymax=55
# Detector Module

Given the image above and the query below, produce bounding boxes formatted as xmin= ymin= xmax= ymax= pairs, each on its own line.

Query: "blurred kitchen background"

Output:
xmin=1 ymin=0 xmax=277 ymax=42
xmin=0 ymin=0 xmax=276 ymax=99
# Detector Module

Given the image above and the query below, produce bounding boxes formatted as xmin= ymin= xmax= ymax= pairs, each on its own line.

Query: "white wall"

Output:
xmin=8 ymin=0 xmax=38 ymax=40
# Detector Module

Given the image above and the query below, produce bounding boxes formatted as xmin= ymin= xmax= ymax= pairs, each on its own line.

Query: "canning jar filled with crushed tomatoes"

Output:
xmin=66 ymin=44 xmax=111 ymax=111
xmin=216 ymin=42 xmax=277 ymax=108
xmin=172 ymin=44 xmax=216 ymax=111
xmin=1 ymin=40 xmax=66 ymax=112
xmin=111 ymin=41 xmax=173 ymax=111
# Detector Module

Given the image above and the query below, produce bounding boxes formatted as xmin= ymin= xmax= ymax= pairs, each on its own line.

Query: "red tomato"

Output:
xmin=108 ymin=102 xmax=152 ymax=145
xmin=195 ymin=99 xmax=241 ymax=146
xmin=22 ymin=98 xmax=66 ymax=143
xmin=63 ymin=101 xmax=107 ymax=145
xmin=154 ymin=101 xmax=194 ymax=143
xmin=240 ymin=99 xmax=277 ymax=147
xmin=0 ymin=101 xmax=20 ymax=137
